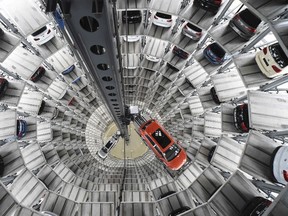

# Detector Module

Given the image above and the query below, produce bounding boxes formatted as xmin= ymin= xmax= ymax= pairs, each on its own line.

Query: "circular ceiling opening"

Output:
xmin=108 ymin=93 xmax=116 ymax=96
xmin=106 ymin=86 xmax=115 ymax=90
xmin=97 ymin=64 xmax=110 ymax=70
xmin=79 ymin=16 xmax=99 ymax=32
xmin=90 ymin=45 xmax=106 ymax=55
xmin=102 ymin=76 xmax=112 ymax=81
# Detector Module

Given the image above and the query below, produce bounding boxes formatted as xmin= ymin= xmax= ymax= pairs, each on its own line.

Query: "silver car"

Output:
xmin=98 ymin=131 xmax=121 ymax=159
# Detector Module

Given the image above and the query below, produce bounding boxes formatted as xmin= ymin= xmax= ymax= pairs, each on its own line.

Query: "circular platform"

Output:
xmin=102 ymin=123 xmax=148 ymax=159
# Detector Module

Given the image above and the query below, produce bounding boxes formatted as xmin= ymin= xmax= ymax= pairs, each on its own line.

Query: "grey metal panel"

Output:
xmin=120 ymin=202 xmax=156 ymax=216
xmin=0 ymin=183 xmax=19 ymax=215
xmin=1 ymin=0 xmax=50 ymax=36
xmin=209 ymin=171 xmax=264 ymax=216
xmin=149 ymin=175 xmax=173 ymax=190
xmin=269 ymin=19 xmax=288 ymax=57
xmin=177 ymin=163 xmax=202 ymax=188
xmin=211 ymin=70 xmax=246 ymax=102
xmin=47 ymin=79 xmax=67 ymax=100
xmin=157 ymin=189 xmax=195 ymax=216
xmin=10 ymin=169 xmax=46 ymax=206
xmin=60 ymin=183 xmax=88 ymax=202
xmin=211 ymin=136 xmax=245 ymax=172
xmin=0 ymin=80 xmax=26 ymax=107
xmin=0 ymin=110 xmax=16 ymax=140
xmin=3 ymin=46 xmax=43 ymax=80
xmin=233 ymin=53 xmax=268 ymax=88
xmin=122 ymin=191 xmax=152 ymax=202
xmin=53 ymin=162 xmax=75 ymax=183
xmin=0 ymin=141 xmax=25 ymax=177
xmin=40 ymin=192 xmax=78 ymax=216
xmin=197 ymin=86 xmax=217 ymax=109
xmin=41 ymin=144 xmax=60 ymax=165
xmin=263 ymin=184 xmax=288 ymax=216
xmin=21 ymin=143 xmax=46 ymax=171
xmin=188 ymin=166 xmax=225 ymax=203
xmin=18 ymin=90 xmax=43 ymax=114
xmin=239 ymin=130 xmax=280 ymax=182
xmin=21 ymin=117 xmax=37 ymax=141
xmin=117 ymin=0 xmax=147 ymax=9
xmin=124 ymin=183 xmax=148 ymax=191
xmin=0 ymin=29 xmax=21 ymax=62
xmin=79 ymin=202 xmax=115 ymax=216
xmin=221 ymin=103 xmax=239 ymax=133
xmin=150 ymin=0 xmax=181 ymax=14
xmin=88 ymin=191 xmax=117 ymax=205
xmin=181 ymin=203 xmax=217 ymax=216
xmin=185 ymin=140 xmax=202 ymax=161
xmin=195 ymin=138 xmax=217 ymax=167
xmin=204 ymin=112 xmax=221 ymax=138
xmin=192 ymin=117 xmax=204 ymax=138
xmin=14 ymin=205 xmax=44 ymax=216
xmin=37 ymin=121 xmax=53 ymax=142
xmin=245 ymin=0 xmax=288 ymax=22
xmin=151 ymin=182 xmax=180 ymax=201
xmin=37 ymin=165 xmax=64 ymax=191
xmin=248 ymin=91 xmax=288 ymax=131
xmin=183 ymin=63 xmax=209 ymax=88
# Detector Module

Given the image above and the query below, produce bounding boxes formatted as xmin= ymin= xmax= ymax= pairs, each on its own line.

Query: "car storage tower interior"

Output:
xmin=0 ymin=0 xmax=288 ymax=215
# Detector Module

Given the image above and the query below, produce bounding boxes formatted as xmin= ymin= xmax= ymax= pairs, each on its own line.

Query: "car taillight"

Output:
xmin=47 ymin=29 xmax=51 ymax=34
xmin=214 ymin=0 xmax=221 ymax=5
xmin=34 ymin=38 xmax=40 ymax=41
xmin=247 ymin=26 xmax=256 ymax=33
xmin=263 ymin=47 xmax=267 ymax=54
xmin=154 ymin=15 xmax=158 ymax=19
xmin=241 ymin=122 xmax=248 ymax=132
xmin=167 ymin=19 xmax=172 ymax=22
xmin=283 ymin=170 xmax=288 ymax=182
xmin=272 ymin=65 xmax=281 ymax=73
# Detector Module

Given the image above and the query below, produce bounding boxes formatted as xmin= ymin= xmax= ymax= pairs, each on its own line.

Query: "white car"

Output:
xmin=182 ymin=22 xmax=202 ymax=41
xmin=123 ymin=35 xmax=141 ymax=42
xmin=152 ymin=12 xmax=172 ymax=28
xmin=145 ymin=55 xmax=160 ymax=62
xmin=255 ymin=43 xmax=288 ymax=78
xmin=31 ymin=24 xmax=55 ymax=45
xmin=272 ymin=145 xmax=288 ymax=185
xmin=97 ymin=131 xmax=120 ymax=159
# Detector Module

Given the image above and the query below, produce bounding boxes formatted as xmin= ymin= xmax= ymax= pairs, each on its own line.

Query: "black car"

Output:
xmin=122 ymin=10 xmax=142 ymax=24
xmin=208 ymin=145 xmax=216 ymax=162
xmin=158 ymin=191 xmax=176 ymax=200
xmin=233 ymin=103 xmax=249 ymax=133
xmin=210 ymin=87 xmax=221 ymax=104
xmin=168 ymin=206 xmax=191 ymax=216
xmin=194 ymin=0 xmax=222 ymax=13
xmin=241 ymin=197 xmax=271 ymax=216
xmin=229 ymin=9 xmax=261 ymax=41
xmin=38 ymin=100 xmax=46 ymax=115
xmin=172 ymin=46 xmax=189 ymax=60
xmin=0 ymin=27 xmax=4 ymax=37
xmin=0 ymin=78 xmax=8 ymax=99
xmin=0 ymin=155 xmax=4 ymax=176
xmin=30 ymin=66 xmax=46 ymax=82
xmin=203 ymin=43 xmax=227 ymax=65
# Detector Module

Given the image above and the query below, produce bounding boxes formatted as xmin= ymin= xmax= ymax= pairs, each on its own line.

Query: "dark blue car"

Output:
xmin=17 ymin=119 xmax=27 ymax=138
xmin=53 ymin=9 xmax=65 ymax=30
xmin=62 ymin=64 xmax=75 ymax=75
xmin=203 ymin=42 xmax=227 ymax=65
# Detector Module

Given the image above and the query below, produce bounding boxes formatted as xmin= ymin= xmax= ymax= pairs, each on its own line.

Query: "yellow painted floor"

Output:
xmin=103 ymin=122 xmax=148 ymax=159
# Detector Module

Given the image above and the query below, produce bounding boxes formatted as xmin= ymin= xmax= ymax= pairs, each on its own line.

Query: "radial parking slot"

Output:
xmin=233 ymin=52 xmax=269 ymax=88
xmin=150 ymin=0 xmax=181 ymax=14
xmin=208 ymin=21 xmax=249 ymax=53
xmin=211 ymin=135 xmax=245 ymax=172
xmin=239 ymin=130 xmax=281 ymax=183
xmin=220 ymin=103 xmax=239 ymax=134
xmin=2 ymin=46 xmax=44 ymax=80
xmin=204 ymin=112 xmax=221 ymax=137
xmin=1 ymin=0 xmax=50 ymax=37
xmin=120 ymin=202 xmax=155 ymax=216
xmin=121 ymin=39 xmax=142 ymax=54
xmin=248 ymin=91 xmax=288 ymax=131
xmin=20 ymin=117 xmax=37 ymax=141
xmin=17 ymin=90 xmax=43 ymax=115
xmin=47 ymin=79 xmax=68 ymax=100
xmin=0 ymin=29 xmax=21 ymax=62
xmin=37 ymin=121 xmax=53 ymax=143
xmin=211 ymin=70 xmax=246 ymax=103
xmin=269 ymin=20 xmax=288 ymax=57
xmin=21 ymin=142 xmax=46 ymax=171
xmin=0 ymin=79 xmax=26 ymax=107
xmin=0 ymin=110 xmax=16 ymax=140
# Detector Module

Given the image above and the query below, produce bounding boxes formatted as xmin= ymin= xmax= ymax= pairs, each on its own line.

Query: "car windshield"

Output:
xmin=239 ymin=9 xmax=261 ymax=28
xmin=123 ymin=10 xmax=141 ymax=16
xmin=152 ymin=128 xmax=171 ymax=148
xmin=32 ymin=26 xmax=47 ymax=36
xmin=164 ymin=144 xmax=181 ymax=162
xmin=210 ymin=43 xmax=226 ymax=58
xmin=156 ymin=12 xmax=171 ymax=19
xmin=243 ymin=104 xmax=249 ymax=127
xmin=105 ymin=140 xmax=114 ymax=149
xmin=101 ymin=147 xmax=108 ymax=154
xmin=269 ymin=43 xmax=288 ymax=68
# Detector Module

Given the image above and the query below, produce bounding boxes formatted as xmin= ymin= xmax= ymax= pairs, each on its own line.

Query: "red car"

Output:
xmin=0 ymin=78 xmax=8 ymax=99
xmin=139 ymin=119 xmax=187 ymax=170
